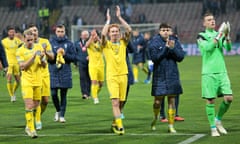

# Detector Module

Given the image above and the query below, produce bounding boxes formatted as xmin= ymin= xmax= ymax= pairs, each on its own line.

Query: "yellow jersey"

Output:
xmin=2 ymin=37 xmax=22 ymax=64
xmin=87 ymin=41 xmax=104 ymax=67
xmin=37 ymin=37 xmax=52 ymax=77
xmin=16 ymin=44 xmax=43 ymax=86
xmin=102 ymin=39 xmax=128 ymax=79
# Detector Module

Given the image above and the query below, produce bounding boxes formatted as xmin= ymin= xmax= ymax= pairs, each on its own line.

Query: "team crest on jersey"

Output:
xmin=64 ymin=44 xmax=67 ymax=48
xmin=111 ymin=44 xmax=120 ymax=55
xmin=42 ymin=43 xmax=47 ymax=48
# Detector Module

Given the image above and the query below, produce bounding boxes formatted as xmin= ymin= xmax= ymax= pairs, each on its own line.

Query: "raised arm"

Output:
xmin=101 ymin=8 xmax=111 ymax=45
xmin=85 ymin=29 xmax=96 ymax=48
xmin=116 ymin=5 xmax=132 ymax=34
xmin=223 ymin=21 xmax=232 ymax=51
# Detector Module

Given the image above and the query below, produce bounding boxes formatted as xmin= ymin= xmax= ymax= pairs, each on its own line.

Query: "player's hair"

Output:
xmin=133 ymin=28 xmax=139 ymax=32
xmin=6 ymin=25 xmax=15 ymax=31
xmin=159 ymin=23 xmax=171 ymax=30
xmin=144 ymin=31 xmax=151 ymax=35
xmin=168 ymin=25 xmax=172 ymax=29
xmin=56 ymin=23 xmax=65 ymax=29
xmin=108 ymin=24 xmax=120 ymax=32
xmin=23 ymin=29 xmax=33 ymax=37
xmin=202 ymin=12 xmax=213 ymax=19
xmin=28 ymin=23 xmax=37 ymax=29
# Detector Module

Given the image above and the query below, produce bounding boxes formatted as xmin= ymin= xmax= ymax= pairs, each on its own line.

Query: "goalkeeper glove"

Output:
xmin=215 ymin=22 xmax=226 ymax=41
xmin=225 ymin=21 xmax=231 ymax=40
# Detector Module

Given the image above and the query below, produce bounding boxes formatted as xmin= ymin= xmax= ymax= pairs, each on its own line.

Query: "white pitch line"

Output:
xmin=178 ymin=134 xmax=206 ymax=144
xmin=0 ymin=133 xmax=205 ymax=137
xmin=0 ymin=133 xmax=206 ymax=143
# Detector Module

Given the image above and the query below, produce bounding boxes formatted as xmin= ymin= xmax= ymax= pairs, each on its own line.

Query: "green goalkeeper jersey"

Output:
xmin=197 ymin=29 xmax=232 ymax=74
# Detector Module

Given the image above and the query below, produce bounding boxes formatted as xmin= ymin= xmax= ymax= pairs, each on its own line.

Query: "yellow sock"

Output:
xmin=41 ymin=103 xmax=47 ymax=114
xmin=168 ymin=109 xmax=176 ymax=125
xmin=12 ymin=81 xmax=19 ymax=95
xmin=35 ymin=105 xmax=41 ymax=123
xmin=112 ymin=119 xmax=116 ymax=127
xmin=97 ymin=85 xmax=101 ymax=94
xmin=153 ymin=108 xmax=160 ymax=119
xmin=115 ymin=118 xmax=123 ymax=129
xmin=25 ymin=110 xmax=35 ymax=131
xmin=7 ymin=82 xmax=13 ymax=96
xmin=133 ymin=66 xmax=138 ymax=81
xmin=91 ymin=84 xmax=98 ymax=99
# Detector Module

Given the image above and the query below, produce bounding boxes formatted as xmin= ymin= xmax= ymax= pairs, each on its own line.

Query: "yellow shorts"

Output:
xmin=42 ymin=76 xmax=50 ymax=96
xmin=21 ymin=86 xmax=41 ymax=100
xmin=107 ymin=75 xmax=127 ymax=101
xmin=89 ymin=66 xmax=104 ymax=81
xmin=7 ymin=63 xmax=20 ymax=75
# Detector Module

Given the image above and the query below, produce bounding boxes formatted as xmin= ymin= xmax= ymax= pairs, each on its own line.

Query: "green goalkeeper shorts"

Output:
xmin=201 ymin=73 xmax=233 ymax=99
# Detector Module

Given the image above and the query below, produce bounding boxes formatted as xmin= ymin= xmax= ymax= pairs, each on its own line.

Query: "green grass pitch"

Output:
xmin=0 ymin=56 xmax=239 ymax=144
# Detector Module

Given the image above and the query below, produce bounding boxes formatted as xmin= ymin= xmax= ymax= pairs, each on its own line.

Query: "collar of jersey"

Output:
xmin=24 ymin=44 xmax=33 ymax=50
xmin=112 ymin=42 xmax=120 ymax=44
xmin=205 ymin=28 xmax=214 ymax=33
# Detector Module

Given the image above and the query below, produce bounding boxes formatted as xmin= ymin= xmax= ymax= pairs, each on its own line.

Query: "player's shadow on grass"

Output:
xmin=12 ymin=125 xmax=25 ymax=129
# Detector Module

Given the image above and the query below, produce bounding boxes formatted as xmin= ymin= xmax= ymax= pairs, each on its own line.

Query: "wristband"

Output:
xmin=106 ymin=20 xmax=110 ymax=25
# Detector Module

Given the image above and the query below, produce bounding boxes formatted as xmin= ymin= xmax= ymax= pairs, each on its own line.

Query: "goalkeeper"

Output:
xmin=197 ymin=12 xmax=233 ymax=137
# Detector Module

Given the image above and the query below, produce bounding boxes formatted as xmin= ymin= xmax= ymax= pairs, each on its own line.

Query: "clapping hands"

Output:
xmin=166 ymin=38 xmax=175 ymax=49
xmin=216 ymin=21 xmax=231 ymax=41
